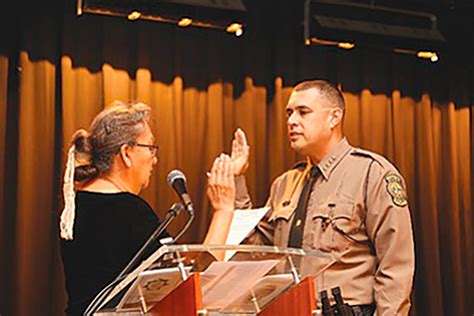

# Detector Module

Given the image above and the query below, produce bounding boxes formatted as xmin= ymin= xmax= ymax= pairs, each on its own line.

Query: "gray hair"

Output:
xmin=72 ymin=101 xmax=151 ymax=182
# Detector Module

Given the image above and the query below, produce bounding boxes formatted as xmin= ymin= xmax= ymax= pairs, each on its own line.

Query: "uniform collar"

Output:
xmin=306 ymin=138 xmax=352 ymax=180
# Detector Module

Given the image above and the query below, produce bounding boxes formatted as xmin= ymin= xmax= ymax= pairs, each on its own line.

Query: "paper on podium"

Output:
xmin=224 ymin=206 xmax=270 ymax=260
xmin=200 ymin=259 xmax=279 ymax=310
xmin=223 ymin=274 xmax=295 ymax=312
xmin=116 ymin=266 xmax=192 ymax=312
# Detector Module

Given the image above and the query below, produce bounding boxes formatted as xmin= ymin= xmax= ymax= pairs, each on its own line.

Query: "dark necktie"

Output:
xmin=288 ymin=166 xmax=320 ymax=248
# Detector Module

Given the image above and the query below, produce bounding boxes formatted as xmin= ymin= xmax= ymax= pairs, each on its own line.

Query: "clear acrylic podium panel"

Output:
xmin=98 ymin=244 xmax=333 ymax=315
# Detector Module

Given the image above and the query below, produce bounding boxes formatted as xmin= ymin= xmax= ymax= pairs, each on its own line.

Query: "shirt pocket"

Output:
xmin=309 ymin=200 xmax=355 ymax=252
xmin=269 ymin=203 xmax=295 ymax=247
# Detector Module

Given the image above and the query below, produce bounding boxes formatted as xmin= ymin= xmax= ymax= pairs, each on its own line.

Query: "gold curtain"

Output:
xmin=1 ymin=5 xmax=473 ymax=316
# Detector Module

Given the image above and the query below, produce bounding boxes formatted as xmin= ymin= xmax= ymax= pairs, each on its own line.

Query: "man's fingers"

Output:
xmin=231 ymin=139 xmax=238 ymax=156
xmin=243 ymin=143 xmax=249 ymax=155
xmin=235 ymin=128 xmax=248 ymax=147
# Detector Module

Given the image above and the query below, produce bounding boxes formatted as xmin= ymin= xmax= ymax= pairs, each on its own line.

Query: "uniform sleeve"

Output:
xmin=365 ymin=163 xmax=415 ymax=316
xmin=234 ymin=175 xmax=252 ymax=209
xmin=242 ymin=177 xmax=279 ymax=246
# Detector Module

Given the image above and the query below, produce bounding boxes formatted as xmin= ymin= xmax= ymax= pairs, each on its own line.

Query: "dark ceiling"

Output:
xmin=346 ymin=0 xmax=473 ymax=10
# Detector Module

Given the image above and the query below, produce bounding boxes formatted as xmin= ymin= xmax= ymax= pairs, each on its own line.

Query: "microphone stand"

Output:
xmin=86 ymin=203 xmax=184 ymax=315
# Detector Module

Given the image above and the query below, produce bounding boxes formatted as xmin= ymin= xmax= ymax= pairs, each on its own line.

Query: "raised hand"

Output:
xmin=207 ymin=154 xmax=235 ymax=214
xmin=230 ymin=128 xmax=250 ymax=176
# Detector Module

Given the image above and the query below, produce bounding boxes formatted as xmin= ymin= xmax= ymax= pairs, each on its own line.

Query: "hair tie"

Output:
xmin=60 ymin=145 xmax=76 ymax=240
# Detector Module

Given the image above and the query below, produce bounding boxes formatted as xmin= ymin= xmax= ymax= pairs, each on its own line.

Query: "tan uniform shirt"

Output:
xmin=235 ymin=138 xmax=415 ymax=315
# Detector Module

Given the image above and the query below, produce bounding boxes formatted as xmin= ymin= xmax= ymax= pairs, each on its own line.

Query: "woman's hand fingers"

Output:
xmin=206 ymin=154 xmax=235 ymax=213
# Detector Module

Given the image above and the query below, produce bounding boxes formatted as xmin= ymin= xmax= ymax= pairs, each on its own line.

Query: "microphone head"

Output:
xmin=167 ymin=169 xmax=193 ymax=214
xmin=167 ymin=169 xmax=187 ymax=187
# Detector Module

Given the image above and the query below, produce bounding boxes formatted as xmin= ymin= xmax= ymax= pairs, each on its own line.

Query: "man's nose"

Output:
xmin=287 ymin=112 xmax=297 ymax=127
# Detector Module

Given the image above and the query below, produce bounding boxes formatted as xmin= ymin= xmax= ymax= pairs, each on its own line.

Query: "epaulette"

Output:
xmin=351 ymin=148 xmax=374 ymax=158
xmin=291 ymin=161 xmax=308 ymax=170
xmin=351 ymin=148 xmax=384 ymax=168
xmin=351 ymin=148 xmax=383 ymax=167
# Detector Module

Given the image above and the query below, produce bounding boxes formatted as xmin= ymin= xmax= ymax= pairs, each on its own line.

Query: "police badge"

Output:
xmin=385 ymin=174 xmax=408 ymax=207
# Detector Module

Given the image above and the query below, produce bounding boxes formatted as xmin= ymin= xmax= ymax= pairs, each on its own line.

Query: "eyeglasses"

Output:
xmin=135 ymin=143 xmax=160 ymax=156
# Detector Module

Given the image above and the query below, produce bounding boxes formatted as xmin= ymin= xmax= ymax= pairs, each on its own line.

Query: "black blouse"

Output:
xmin=60 ymin=191 xmax=168 ymax=315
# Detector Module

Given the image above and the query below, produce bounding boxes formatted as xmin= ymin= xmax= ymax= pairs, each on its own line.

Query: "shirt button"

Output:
xmin=282 ymin=200 xmax=290 ymax=207
xmin=296 ymin=219 xmax=302 ymax=227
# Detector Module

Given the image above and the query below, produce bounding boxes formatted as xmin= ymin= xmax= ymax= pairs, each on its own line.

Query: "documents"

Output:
xmin=224 ymin=206 xmax=270 ymax=260
xmin=201 ymin=259 xmax=279 ymax=310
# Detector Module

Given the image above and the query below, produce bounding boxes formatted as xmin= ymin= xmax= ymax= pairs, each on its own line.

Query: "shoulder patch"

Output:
xmin=291 ymin=161 xmax=308 ymax=170
xmin=385 ymin=174 xmax=408 ymax=207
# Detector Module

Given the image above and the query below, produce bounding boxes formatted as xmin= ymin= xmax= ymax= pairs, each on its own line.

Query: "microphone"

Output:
xmin=167 ymin=169 xmax=194 ymax=215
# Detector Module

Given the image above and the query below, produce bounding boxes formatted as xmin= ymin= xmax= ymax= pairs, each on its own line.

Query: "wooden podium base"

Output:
xmin=148 ymin=274 xmax=316 ymax=316
xmin=258 ymin=276 xmax=316 ymax=316
xmin=149 ymin=273 xmax=203 ymax=316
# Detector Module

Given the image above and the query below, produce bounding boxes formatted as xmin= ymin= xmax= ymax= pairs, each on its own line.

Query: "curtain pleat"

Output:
xmin=0 ymin=53 xmax=8 ymax=309
xmin=411 ymin=95 xmax=443 ymax=316
xmin=15 ymin=51 xmax=57 ymax=315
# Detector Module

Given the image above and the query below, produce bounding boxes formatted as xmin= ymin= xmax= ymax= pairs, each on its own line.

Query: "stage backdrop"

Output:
xmin=0 ymin=1 xmax=473 ymax=315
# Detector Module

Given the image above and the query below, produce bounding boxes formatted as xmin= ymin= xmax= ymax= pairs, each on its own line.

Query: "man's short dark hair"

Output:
xmin=293 ymin=79 xmax=346 ymax=112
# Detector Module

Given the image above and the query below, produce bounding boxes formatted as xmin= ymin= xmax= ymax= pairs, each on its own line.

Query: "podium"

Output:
xmin=95 ymin=244 xmax=333 ymax=315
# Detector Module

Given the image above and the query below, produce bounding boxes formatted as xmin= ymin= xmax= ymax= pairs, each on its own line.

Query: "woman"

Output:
xmin=59 ymin=101 xmax=236 ymax=315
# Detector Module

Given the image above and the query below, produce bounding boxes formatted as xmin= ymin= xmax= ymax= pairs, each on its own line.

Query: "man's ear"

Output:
xmin=119 ymin=144 xmax=133 ymax=168
xmin=329 ymin=107 xmax=343 ymax=129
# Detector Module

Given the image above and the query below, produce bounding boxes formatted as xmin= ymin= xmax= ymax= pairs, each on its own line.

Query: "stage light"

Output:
xmin=309 ymin=37 xmax=355 ymax=50
xmin=417 ymin=51 xmax=439 ymax=62
xmin=78 ymin=0 xmax=247 ymax=36
xmin=337 ymin=42 xmax=355 ymax=50
xmin=393 ymin=48 xmax=440 ymax=62
xmin=178 ymin=17 xmax=193 ymax=27
xmin=127 ymin=11 xmax=141 ymax=21
xmin=227 ymin=23 xmax=243 ymax=36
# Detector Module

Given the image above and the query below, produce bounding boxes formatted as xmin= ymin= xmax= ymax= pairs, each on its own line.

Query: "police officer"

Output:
xmin=206 ymin=79 xmax=415 ymax=315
